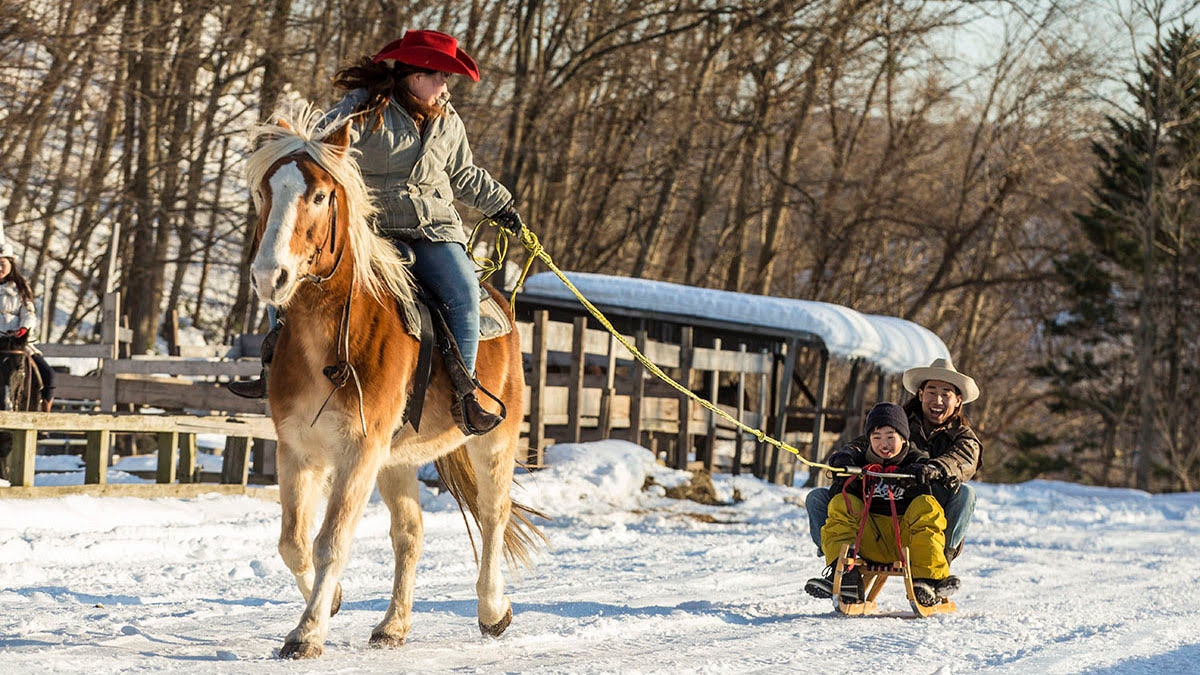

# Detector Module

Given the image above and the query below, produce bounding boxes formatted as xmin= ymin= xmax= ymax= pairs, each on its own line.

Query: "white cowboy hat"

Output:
xmin=902 ymin=357 xmax=980 ymax=404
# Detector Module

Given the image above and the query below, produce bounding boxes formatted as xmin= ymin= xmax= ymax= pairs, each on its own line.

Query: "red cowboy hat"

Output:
xmin=372 ymin=30 xmax=480 ymax=82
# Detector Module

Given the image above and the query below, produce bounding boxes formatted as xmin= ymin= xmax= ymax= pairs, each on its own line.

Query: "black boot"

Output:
xmin=451 ymin=390 xmax=504 ymax=436
xmin=913 ymin=575 xmax=959 ymax=606
xmin=226 ymin=321 xmax=280 ymax=400
xmin=428 ymin=303 xmax=506 ymax=436
xmin=804 ymin=564 xmax=863 ymax=603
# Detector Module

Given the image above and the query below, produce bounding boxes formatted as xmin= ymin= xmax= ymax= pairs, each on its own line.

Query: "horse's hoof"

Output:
xmin=479 ymin=605 xmax=513 ymax=638
xmin=368 ymin=631 xmax=406 ymax=649
xmin=279 ymin=641 xmax=323 ymax=660
xmin=330 ymin=583 xmax=342 ymax=617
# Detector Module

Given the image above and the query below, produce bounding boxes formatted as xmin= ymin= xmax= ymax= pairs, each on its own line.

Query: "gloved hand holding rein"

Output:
xmin=489 ymin=201 xmax=525 ymax=236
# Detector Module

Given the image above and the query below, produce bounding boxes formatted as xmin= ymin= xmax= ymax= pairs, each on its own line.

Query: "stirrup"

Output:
xmin=226 ymin=367 xmax=269 ymax=399
xmin=225 ymin=320 xmax=281 ymax=400
xmin=452 ymin=390 xmax=503 ymax=435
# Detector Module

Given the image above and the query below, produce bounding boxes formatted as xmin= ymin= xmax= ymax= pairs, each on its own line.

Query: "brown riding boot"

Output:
xmin=451 ymin=391 xmax=504 ymax=436
xmin=226 ymin=321 xmax=280 ymax=400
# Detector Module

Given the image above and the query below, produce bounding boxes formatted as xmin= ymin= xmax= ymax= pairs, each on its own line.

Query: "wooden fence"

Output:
xmin=4 ymin=293 xmax=839 ymax=490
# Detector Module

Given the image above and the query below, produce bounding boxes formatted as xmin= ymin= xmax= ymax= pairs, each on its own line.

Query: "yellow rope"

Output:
xmin=467 ymin=217 xmax=848 ymax=477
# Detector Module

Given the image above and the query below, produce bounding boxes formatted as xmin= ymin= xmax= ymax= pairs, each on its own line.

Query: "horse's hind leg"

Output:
xmin=276 ymin=446 xmax=326 ymax=605
xmin=465 ymin=433 xmax=517 ymax=636
xmin=280 ymin=441 xmax=384 ymax=659
xmin=369 ymin=463 xmax=423 ymax=648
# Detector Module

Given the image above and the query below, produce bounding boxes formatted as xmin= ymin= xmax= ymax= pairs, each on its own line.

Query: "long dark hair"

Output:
xmin=332 ymin=57 xmax=445 ymax=131
xmin=1 ymin=259 xmax=34 ymax=304
xmin=903 ymin=386 xmax=970 ymax=428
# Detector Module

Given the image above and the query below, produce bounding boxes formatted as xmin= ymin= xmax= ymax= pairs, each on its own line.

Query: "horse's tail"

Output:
xmin=434 ymin=447 xmax=548 ymax=572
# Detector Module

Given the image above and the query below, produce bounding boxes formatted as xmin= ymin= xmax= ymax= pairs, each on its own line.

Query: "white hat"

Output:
xmin=0 ymin=226 xmax=12 ymax=258
xmin=902 ymin=357 xmax=980 ymax=404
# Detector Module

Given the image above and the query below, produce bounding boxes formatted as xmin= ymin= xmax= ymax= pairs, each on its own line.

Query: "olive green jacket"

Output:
xmin=326 ymin=89 xmax=512 ymax=245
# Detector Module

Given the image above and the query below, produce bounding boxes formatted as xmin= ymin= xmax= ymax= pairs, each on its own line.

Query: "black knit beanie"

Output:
xmin=865 ymin=402 xmax=910 ymax=440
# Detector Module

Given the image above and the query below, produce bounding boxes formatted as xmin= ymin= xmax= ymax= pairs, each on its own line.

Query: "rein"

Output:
xmin=299 ymin=190 xmax=368 ymax=436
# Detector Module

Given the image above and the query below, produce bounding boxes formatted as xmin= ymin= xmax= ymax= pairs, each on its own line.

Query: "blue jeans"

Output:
xmin=407 ymin=240 xmax=480 ymax=374
xmin=805 ymin=483 xmax=976 ymax=557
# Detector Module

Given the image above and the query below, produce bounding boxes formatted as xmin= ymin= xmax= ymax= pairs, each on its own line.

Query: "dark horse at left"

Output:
xmin=0 ymin=333 xmax=42 ymax=482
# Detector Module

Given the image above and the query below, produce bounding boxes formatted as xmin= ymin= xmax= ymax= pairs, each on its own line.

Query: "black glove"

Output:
xmin=910 ymin=462 xmax=943 ymax=486
xmin=489 ymin=202 xmax=525 ymax=236
xmin=827 ymin=453 xmax=854 ymax=471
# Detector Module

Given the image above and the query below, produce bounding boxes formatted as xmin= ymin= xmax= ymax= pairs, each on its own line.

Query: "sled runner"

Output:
xmin=831 ymin=542 xmax=956 ymax=618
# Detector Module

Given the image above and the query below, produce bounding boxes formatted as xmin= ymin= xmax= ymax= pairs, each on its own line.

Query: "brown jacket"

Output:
xmin=843 ymin=411 xmax=982 ymax=487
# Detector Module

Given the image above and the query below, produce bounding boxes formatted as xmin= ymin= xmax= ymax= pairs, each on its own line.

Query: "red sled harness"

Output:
xmin=840 ymin=464 xmax=909 ymax=570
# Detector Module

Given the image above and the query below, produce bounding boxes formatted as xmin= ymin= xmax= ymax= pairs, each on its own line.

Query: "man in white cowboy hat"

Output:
xmin=804 ymin=357 xmax=982 ymax=563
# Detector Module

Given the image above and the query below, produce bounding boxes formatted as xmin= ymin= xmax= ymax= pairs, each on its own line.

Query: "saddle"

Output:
xmin=391 ymin=240 xmax=511 ymax=433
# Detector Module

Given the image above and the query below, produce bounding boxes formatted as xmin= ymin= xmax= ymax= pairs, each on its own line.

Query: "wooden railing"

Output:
xmin=8 ymin=296 xmax=830 ymax=489
xmin=1 ymin=412 xmax=274 ymax=488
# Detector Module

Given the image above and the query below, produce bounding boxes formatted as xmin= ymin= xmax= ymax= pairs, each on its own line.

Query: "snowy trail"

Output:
xmin=2 ymin=441 xmax=1198 ymax=673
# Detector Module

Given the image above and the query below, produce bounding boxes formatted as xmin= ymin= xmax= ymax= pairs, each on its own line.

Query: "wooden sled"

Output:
xmin=831 ymin=543 xmax=956 ymax=618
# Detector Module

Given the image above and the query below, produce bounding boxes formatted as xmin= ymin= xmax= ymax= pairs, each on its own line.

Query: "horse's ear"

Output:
xmin=324 ymin=122 xmax=352 ymax=158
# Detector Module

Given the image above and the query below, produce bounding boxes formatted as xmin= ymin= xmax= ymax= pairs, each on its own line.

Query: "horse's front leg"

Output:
xmin=280 ymin=438 xmax=384 ymax=660
xmin=368 ymin=463 xmax=423 ymax=648
xmin=275 ymin=445 xmax=327 ymax=605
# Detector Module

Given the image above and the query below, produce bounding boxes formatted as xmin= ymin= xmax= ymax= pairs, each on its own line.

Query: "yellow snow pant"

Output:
xmin=821 ymin=493 xmax=950 ymax=580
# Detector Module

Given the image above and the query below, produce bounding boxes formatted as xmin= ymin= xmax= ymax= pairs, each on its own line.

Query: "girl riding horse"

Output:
xmin=230 ymin=30 xmax=525 ymax=437
xmin=0 ymin=242 xmax=54 ymax=411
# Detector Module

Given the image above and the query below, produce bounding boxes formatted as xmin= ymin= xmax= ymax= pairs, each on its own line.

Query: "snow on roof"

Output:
xmin=520 ymin=271 xmax=949 ymax=374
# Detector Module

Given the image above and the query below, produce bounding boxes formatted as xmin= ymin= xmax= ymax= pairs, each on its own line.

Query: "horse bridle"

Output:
xmin=297 ymin=188 xmax=368 ymax=436
xmin=302 ymin=190 xmax=343 ymax=287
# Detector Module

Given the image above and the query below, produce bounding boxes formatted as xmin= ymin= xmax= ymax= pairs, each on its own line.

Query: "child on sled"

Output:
xmin=805 ymin=402 xmax=960 ymax=607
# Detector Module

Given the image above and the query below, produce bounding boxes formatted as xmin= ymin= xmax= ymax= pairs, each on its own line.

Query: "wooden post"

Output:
xmin=675 ymin=326 xmax=693 ymax=470
xmin=733 ymin=344 xmax=747 ymax=477
xmin=703 ymin=337 xmax=721 ymax=471
xmin=260 ymin=439 xmax=277 ymax=477
xmin=754 ymin=349 xmax=770 ymax=479
xmin=221 ymin=436 xmax=250 ymax=485
xmin=599 ymin=332 xmax=617 ymax=439
xmin=528 ymin=310 xmax=548 ymax=465
xmin=251 ymin=438 xmax=267 ymax=476
xmin=84 ymin=429 xmax=111 ymax=484
xmin=8 ymin=429 xmax=38 ymax=487
xmin=769 ymin=339 xmax=798 ymax=484
xmin=629 ymin=327 xmax=647 ymax=446
xmin=155 ymin=431 xmax=179 ymax=484
xmin=567 ymin=316 xmax=587 ymax=443
xmin=178 ymin=432 xmax=197 ymax=483
xmin=876 ymin=371 xmax=886 ymax=404
xmin=804 ymin=349 xmax=830 ymax=488
xmin=100 ymin=292 xmax=120 ymax=412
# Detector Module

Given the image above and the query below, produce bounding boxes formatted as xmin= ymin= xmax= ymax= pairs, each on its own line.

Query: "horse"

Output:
xmin=243 ymin=105 xmax=543 ymax=659
xmin=0 ymin=333 xmax=42 ymax=481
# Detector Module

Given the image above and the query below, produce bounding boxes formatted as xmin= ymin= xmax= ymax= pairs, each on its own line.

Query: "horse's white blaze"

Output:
xmin=251 ymin=162 xmax=306 ymax=305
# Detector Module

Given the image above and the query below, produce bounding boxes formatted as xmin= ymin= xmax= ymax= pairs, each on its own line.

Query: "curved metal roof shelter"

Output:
xmin=519 ymin=272 xmax=948 ymax=374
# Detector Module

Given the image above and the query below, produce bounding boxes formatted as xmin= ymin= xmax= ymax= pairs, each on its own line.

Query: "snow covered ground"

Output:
xmin=2 ymin=440 xmax=1198 ymax=673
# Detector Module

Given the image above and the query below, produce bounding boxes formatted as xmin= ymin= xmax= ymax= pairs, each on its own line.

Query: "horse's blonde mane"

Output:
xmin=245 ymin=102 xmax=413 ymax=306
